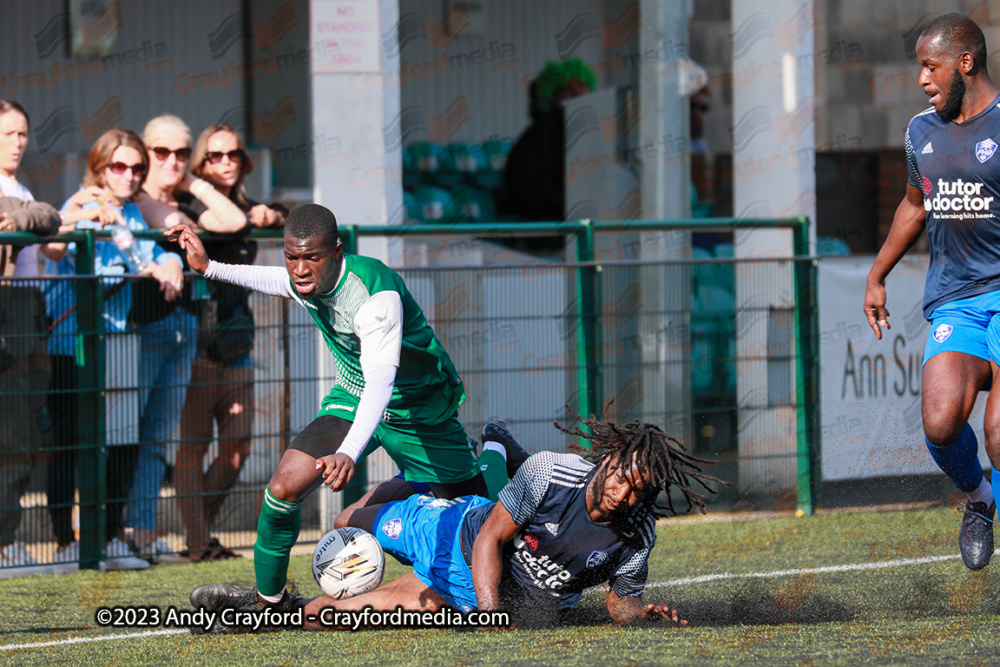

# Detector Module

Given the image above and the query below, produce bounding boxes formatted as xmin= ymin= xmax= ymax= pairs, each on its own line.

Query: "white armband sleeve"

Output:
xmin=337 ymin=364 xmax=397 ymax=463
xmin=353 ymin=291 xmax=403 ymax=369
xmin=204 ymin=260 xmax=292 ymax=297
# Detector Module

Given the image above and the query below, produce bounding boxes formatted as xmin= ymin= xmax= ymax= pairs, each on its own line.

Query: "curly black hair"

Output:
xmin=555 ymin=400 xmax=730 ymax=518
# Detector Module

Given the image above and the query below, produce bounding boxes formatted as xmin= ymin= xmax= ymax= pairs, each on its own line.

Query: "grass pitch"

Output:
xmin=1 ymin=506 xmax=997 ymax=665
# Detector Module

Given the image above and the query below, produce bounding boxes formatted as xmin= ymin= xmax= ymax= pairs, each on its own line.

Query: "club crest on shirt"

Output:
xmin=976 ymin=138 xmax=998 ymax=163
xmin=586 ymin=550 xmax=609 ymax=568
xmin=381 ymin=518 xmax=402 ymax=540
xmin=932 ymin=323 xmax=953 ymax=343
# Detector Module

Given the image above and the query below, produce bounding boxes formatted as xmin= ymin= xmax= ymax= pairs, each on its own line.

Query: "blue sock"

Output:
xmin=993 ymin=468 xmax=1000 ymax=510
xmin=924 ymin=423 xmax=984 ymax=493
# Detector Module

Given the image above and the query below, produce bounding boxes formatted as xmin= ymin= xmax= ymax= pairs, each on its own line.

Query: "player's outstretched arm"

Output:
xmin=166 ymin=224 xmax=209 ymax=273
xmin=471 ymin=501 xmax=520 ymax=614
xmin=607 ymin=590 xmax=689 ymax=626
xmin=166 ymin=224 xmax=292 ymax=297
xmin=864 ymin=184 xmax=926 ymax=340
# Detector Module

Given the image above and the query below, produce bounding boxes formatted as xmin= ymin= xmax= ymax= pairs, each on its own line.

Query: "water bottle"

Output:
xmin=109 ymin=222 xmax=148 ymax=274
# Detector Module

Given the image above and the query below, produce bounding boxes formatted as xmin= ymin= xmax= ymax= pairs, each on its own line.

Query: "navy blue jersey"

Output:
xmin=906 ymin=94 xmax=1000 ymax=317
xmin=459 ymin=451 xmax=655 ymax=611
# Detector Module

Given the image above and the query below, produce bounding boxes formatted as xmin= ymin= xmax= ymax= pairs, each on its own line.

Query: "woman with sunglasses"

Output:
xmin=176 ymin=124 xmax=286 ymax=561
xmin=39 ymin=128 xmax=185 ymax=570
xmin=117 ymin=114 xmax=248 ymax=560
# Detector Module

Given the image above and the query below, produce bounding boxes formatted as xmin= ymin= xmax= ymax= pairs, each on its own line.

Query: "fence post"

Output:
xmin=75 ymin=231 xmax=106 ymax=568
xmin=793 ymin=218 xmax=816 ymax=515
xmin=574 ymin=220 xmax=601 ymax=435
xmin=339 ymin=226 xmax=366 ymax=507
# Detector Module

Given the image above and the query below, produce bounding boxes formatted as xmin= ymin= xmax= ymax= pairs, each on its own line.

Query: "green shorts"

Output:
xmin=317 ymin=386 xmax=478 ymax=485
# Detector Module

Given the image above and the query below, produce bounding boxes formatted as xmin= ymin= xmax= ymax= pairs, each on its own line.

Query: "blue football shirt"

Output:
xmin=459 ymin=451 xmax=655 ymax=611
xmin=906 ymin=93 xmax=1000 ymax=317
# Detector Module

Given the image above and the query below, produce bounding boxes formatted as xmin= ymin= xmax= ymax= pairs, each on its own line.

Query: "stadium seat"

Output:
xmin=482 ymin=138 xmax=512 ymax=171
xmin=451 ymin=185 xmax=496 ymax=223
xmin=817 ymin=236 xmax=852 ymax=256
xmin=401 ymin=146 xmax=425 ymax=188
xmin=403 ymin=189 xmax=422 ymax=223
xmin=691 ymin=184 xmax=715 ymax=218
xmin=409 ymin=142 xmax=449 ymax=173
xmin=412 ymin=185 xmax=466 ymax=224
xmin=446 ymin=142 xmax=483 ymax=173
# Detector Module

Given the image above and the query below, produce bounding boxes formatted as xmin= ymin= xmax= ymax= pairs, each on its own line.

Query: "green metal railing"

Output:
xmin=0 ymin=216 xmax=817 ymax=568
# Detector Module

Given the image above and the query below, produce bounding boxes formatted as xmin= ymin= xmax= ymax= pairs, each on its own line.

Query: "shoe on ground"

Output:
xmin=190 ymin=584 xmax=299 ymax=614
xmin=482 ymin=419 xmax=530 ymax=479
xmin=959 ymin=501 xmax=995 ymax=570
xmin=100 ymin=538 xmax=149 ymax=571
xmin=137 ymin=539 xmax=173 ymax=563
xmin=0 ymin=542 xmax=38 ymax=567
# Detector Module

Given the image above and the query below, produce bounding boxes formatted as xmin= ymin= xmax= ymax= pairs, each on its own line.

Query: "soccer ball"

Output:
xmin=312 ymin=527 xmax=385 ymax=599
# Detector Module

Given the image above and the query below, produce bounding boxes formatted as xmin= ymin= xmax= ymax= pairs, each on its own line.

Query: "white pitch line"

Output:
xmin=0 ymin=628 xmax=188 ymax=651
xmin=647 ymin=552 xmax=965 ymax=589
xmin=0 ymin=552 xmax=983 ymax=651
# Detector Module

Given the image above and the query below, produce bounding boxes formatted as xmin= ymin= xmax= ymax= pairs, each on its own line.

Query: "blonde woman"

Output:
xmin=121 ymin=113 xmax=248 ymax=558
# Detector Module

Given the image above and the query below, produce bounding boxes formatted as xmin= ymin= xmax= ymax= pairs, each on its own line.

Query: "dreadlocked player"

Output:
xmin=193 ymin=407 xmax=727 ymax=629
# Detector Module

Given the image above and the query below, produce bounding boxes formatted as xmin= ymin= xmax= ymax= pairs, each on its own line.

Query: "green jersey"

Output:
xmin=288 ymin=253 xmax=464 ymax=425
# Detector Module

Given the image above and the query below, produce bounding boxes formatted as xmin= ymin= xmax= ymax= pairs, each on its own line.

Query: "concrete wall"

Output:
xmin=690 ymin=0 xmax=999 ymax=157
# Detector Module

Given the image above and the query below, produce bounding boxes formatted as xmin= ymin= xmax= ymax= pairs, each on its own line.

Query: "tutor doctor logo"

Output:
xmin=923 ymin=178 xmax=995 ymax=218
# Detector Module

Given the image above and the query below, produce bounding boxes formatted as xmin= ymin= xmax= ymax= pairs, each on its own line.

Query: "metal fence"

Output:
xmin=0 ymin=218 xmax=817 ymax=569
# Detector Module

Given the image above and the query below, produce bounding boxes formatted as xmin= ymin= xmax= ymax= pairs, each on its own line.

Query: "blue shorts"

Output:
xmin=392 ymin=472 xmax=431 ymax=494
xmin=373 ymin=494 xmax=492 ymax=612
xmin=923 ymin=291 xmax=1000 ymax=366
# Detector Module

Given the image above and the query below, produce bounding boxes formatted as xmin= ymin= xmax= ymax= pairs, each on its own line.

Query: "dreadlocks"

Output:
xmin=555 ymin=400 xmax=730 ymax=519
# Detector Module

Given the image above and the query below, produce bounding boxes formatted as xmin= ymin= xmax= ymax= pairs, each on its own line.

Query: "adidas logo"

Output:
xmin=544 ymin=522 xmax=559 ymax=536
xmin=922 ymin=142 xmax=933 ymax=154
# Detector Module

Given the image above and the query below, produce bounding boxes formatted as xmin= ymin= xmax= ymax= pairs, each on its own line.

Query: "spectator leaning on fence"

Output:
xmin=175 ymin=123 xmax=286 ymax=562
xmin=0 ymin=194 xmax=61 ymax=568
xmin=108 ymin=114 xmax=248 ymax=560
xmin=0 ymin=98 xmax=62 ymax=569
xmin=39 ymin=128 xmax=184 ymax=571
xmin=0 ymin=100 xmax=43 ymax=281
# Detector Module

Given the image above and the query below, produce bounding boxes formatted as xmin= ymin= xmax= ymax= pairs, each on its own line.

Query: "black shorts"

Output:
xmin=286 ymin=415 xmax=352 ymax=458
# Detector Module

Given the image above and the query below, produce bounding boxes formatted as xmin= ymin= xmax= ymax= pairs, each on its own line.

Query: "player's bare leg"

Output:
xmin=923 ymin=351 xmax=995 ymax=569
xmin=922 ymin=352 xmax=990 ymax=446
xmin=983 ymin=360 xmax=1000 ymax=467
xmin=253 ymin=417 xmax=351 ymax=603
xmin=267 ymin=449 xmax=326 ymax=503
xmin=334 ymin=477 xmax=416 ymax=529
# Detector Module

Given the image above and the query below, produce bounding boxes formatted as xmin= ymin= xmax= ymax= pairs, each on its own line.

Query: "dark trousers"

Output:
xmin=46 ymin=354 xmax=140 ymax=545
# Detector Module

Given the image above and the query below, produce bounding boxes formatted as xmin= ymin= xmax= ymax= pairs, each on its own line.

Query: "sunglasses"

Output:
xmin=106 ymin=161 xmax=147 ymax=176
xmin=204 ymin=149 xmax=245 ymax=165
xmin=150 ymin=146 xmax=192 ymax=161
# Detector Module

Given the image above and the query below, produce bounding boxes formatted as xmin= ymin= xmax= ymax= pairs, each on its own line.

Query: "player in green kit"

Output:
xmin=168 ymin=204 xmax=522 ymax=610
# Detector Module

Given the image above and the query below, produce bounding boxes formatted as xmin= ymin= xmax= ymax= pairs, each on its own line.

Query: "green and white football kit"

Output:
xmin=202 ymin=253 xmax=492 ymax=598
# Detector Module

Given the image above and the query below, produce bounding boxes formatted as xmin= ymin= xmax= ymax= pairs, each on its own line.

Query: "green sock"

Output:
xmin=254 ymin=486 xmax=302 ymax=597
xmin=477 ymin=449 xmax=508 ymax=501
